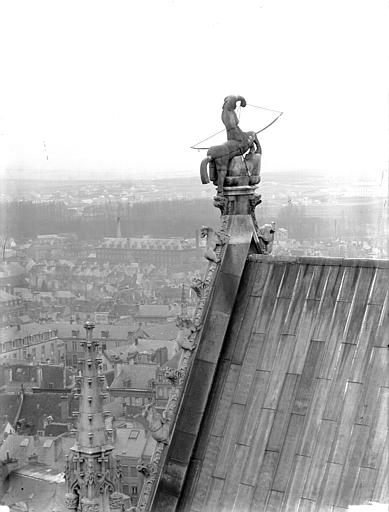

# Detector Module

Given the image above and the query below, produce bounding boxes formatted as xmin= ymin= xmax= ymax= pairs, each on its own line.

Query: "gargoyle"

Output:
xmin=257 ymin=221 xmax=276 ymax=255
xmin=190 ymin=276 xmax=207 ymax=299
xmin=142 ymin=402 xmax=170 ymax=444
xmin=136 ymin=461 xmax=155 ymax=478
xmin=175 ymin=324 xmax=197 ymax=351
xmin=200 ymin=226 xmax=229 ymax=263
xmin=164 ymin=367 xmax=184 ymax=386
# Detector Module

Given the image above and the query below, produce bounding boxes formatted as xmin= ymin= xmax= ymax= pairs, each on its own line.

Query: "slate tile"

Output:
xmin=353 ymin=467 xmax=376 ymax=505
xmin=372 ymin=437 xmax=389 ymax=503
xmin=272 ymin=414 xmax=305 ymax=492
xmin=265 ymin=490 xmax=285 ymax=512
xmin=368 ymin=268 xmax=389 ymax=305
xmin=307 ymin=265 xmax=330 ymax=301
xmin=283 ymin=264 xmax=315 ymax=335
xmin=251 ymin=450 xmax=279 ymax=510
xmin=232 ymin=296 xmax=261 ymax=365
xmin=361 ymin=389 xmax=389 ymax=469
xmin=213 ymin=403 xmax=245 ymax=479
xmin=316 ymin=462 xmax=343 ymax=511
xmin=289 ymin=300 xmax=321 ymax=375
xmin=257 ymin=300 xmax=292 ymax=371
xmin=211 ymin=363 xmax=240 ymax=437
xmin=329 ymin=382 xmax=363 ymax=463
xmin=240 ymin=408 xmax=275 ymax=485
xmin=302 ymin=420 xmax=337 ymax=501
xmin=335 ymin=424 xmax=370 ymax=508
xmin=337 ymin=265 xmax=360 ymax=302
xmin=238 ymin=369 xmax=271 ymax=444
xmin=233 ymin=332 xmax=264 ymax=404
xmin=299 ymin=378 xmax=331 ymax=456
xmin=292 ymin=340 xmax=324 ymax=415
xmin=217 ymin=444 xmax=250 ymax=511
xmin=251 ymin=260 xmax=272 ymax=297
xmin=282 ymin=454 xmax=311 ymax=512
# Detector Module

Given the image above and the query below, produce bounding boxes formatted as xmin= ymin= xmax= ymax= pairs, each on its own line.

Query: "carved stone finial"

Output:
xmin=79 ymin=497 xmax=99 ymax=512
xmin=200 ymin=96 xmax=262 ymax=195
xmin=64 ymin=492 xmax=79 ymax=511
xmin=109 ymin=491 xmax=124 ymax=511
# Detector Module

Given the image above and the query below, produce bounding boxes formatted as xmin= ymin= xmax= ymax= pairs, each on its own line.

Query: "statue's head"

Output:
xmin=200 ymin=226 xmax=209 ymax=238
xmin=223 ymin=95 xmax=246 ymax=110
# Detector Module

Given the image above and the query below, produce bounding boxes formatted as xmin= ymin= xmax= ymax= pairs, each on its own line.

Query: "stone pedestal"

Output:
xmin=213 ymin=185 xmax=261 ymax=217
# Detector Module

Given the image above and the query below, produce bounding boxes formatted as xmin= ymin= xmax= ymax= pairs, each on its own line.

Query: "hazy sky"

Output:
xmin=1 ymin=0 xmax=388 ymax=180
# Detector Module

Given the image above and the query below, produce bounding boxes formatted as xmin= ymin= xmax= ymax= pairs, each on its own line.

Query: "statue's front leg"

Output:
xmin=217 ymin=164 xmax=227 ymax=195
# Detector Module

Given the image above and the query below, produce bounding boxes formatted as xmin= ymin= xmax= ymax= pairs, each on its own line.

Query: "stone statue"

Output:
xmin=200 ymin=226 xmax=229 ymax=263
xmin=142 ymin=402 xmax=171 ymax=444
xmin=200 ymin=95 xmax=261 ymax=194
xmin=257 ymin=222 xmax=276 ymax=254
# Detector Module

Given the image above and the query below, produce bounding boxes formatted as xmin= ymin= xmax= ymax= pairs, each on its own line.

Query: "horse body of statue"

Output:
xmin=200 ymin=95 xmax=262 ymax=194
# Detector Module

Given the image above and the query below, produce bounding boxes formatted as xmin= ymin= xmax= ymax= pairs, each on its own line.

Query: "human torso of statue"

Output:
xmin=222 ymin=95 xmax=247 ymax=144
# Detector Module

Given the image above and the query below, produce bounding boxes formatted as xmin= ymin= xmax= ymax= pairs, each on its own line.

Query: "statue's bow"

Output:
xmin=255 ymin=110 xmax=283 ymax=134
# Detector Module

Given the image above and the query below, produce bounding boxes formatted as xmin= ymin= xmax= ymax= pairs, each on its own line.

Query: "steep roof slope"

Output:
xmin=176 ymin=255 xmax=389 ymax=511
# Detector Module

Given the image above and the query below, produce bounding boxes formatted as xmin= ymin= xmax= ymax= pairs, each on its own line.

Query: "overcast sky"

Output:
xmin=1 ymin=0 xmax=388 ymax=180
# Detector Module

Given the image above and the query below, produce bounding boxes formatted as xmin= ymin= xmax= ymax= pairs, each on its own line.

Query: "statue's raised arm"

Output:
xmin=222 ymin=95 xmax=247 ymax=143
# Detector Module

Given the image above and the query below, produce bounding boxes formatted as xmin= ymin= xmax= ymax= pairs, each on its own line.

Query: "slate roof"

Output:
xmin=0 ymin=393 xmax=22 ymax=427
xmin=144 ymin=208 xmax=389 ymax=512
xmin=143 ymin=322 xmax=179 ymax=340
xmin=19 ymin=393 xmax=64 ymax=433
xmin=172 ymin=255 xmax=389 ymax=512
xmin=113 ymin=426 xmax=157 ymax=458
xmin=1 ymin=466 xmax=67 ymax=512
xmin=0 ymin=323 xmax=57 ymax=344
xmin=110 ymin=364 xmax=156 ymax=390
xmin=137 ymin=305 xmax=173 ymax=318
xmin=44 ymin=321 xmax=138 ymax=338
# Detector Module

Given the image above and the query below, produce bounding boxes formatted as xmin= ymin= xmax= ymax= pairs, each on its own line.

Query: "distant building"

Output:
xmin=0 ymin=323 xmax=61 ymax=363
xmin=0 ymin=290 xmax=24 ymax=327
xmin=134 ymin=304 xmax=175 ymax=324
xmin=45 ymin=321 xmax=148 ymax=368
xmin=96 ymin=237 xmax=198 ymax=267
xmin=0 ymin=261 xmax=26 ymax=292
xmin=113 ymin=424 xmax=156 ymax=505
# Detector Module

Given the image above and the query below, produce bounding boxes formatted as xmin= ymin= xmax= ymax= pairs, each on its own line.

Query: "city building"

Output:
xmin=0 ymin=290 xmax=24 ymax=327
xmin=0 ymin=323 xmax=62 ymax=363
xmin=113 ymin=423 xmax=156 ymax=504
xmin=96 ymin=237 xmax=198 ymax=267
xmin=44 ymin=322 xmax=147 ymax=368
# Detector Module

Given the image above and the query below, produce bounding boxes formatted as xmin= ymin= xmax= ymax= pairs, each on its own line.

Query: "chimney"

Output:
xmin=195 ymin=229 xmax=200 ymax=251
xmin=60 ymin=395 xmax=69 ymax=421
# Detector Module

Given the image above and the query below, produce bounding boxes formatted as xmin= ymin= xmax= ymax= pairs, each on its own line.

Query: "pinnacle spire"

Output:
xmin=75 ymin=320 xmax=112 ymax=452
xmin=64 ymin=321 xmax=122 ymax=511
